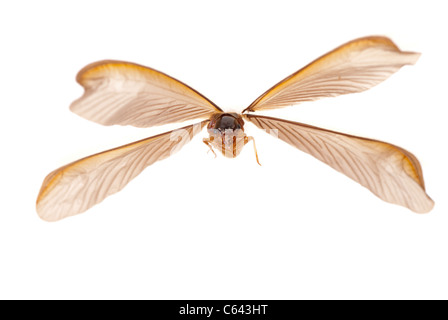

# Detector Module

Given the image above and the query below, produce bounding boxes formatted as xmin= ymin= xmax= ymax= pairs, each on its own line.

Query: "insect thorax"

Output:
xmin=207 ymin=113 xmax=247 ymax=158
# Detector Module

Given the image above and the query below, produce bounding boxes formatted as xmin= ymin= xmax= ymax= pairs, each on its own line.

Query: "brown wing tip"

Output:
xmin=405 ymin=51 xmax=421 ymax=65
xmin=36 ymin=169 xmax=64 ymax=205
xmin=36 ymin=169 xmax=66 ymax=222
xmin=75 ymin=60 xmax=128 ymax=85
xmin=75 ymin=60 xmax=159 ymax=86
xmin=352 ymin=36 xmax=421 ymax=64
xmin=343 ymin=35 xmax=400 ymax=52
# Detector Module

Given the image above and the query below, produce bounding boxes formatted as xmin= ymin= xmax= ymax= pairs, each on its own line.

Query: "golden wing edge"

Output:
xmin=245 ymin=114 xmax=434 ymax=213
xmin=243 ymin=36 xmax=420 ymax=113
xmin=76 ymin=60 xmax=223 ymax=112
xmin=36 ymin=121 xmax=208 ymax=222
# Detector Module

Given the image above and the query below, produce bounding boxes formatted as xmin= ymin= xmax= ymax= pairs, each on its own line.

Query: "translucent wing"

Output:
xmin=36 ymin=121 xmax=207 ymax=221
xmin=70 ymin=60 xmax=222 ymax=127
xmin=243 ymin=36 xmax=420 ymax=113
xmin=245 ymin=114 xmax=433 ymax=213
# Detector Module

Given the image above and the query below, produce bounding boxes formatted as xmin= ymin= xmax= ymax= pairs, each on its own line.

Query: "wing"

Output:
xmin=36 ymin=121 xmax=207 ymax=221
xmin=243 ymin=36 xmax=420 ymax=113
xmin=245 ymin=114 xmax=433 ymax=213
xmin=70 ymin=60 xmax=222 ymax=127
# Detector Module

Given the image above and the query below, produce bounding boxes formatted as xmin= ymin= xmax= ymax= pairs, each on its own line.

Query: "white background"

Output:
xmin=1 ymin=0 xmax=447 ymax=299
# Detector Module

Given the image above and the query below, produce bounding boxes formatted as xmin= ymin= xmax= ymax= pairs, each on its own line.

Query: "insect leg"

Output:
xmin=244 ymin=136 xmax=261 ymax=166
xmin=203 ymin=137 xmax=217 ymax=158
